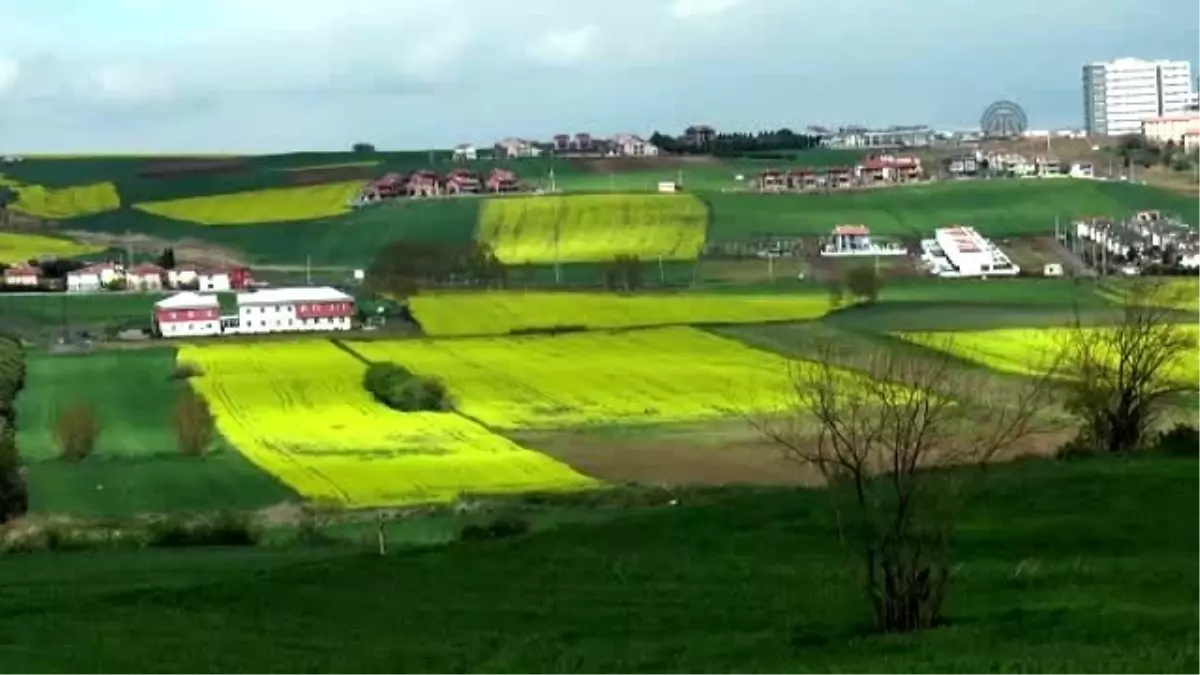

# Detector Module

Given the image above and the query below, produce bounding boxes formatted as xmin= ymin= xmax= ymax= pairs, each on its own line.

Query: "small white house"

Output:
xmin=611 ymin=133 xmax=659 ymax=157
xmin=198 ymin=271 xmax=231 ymax=292
xmin=154 ymin=292 xmax=222 ymax=338
xmin=3 ymin=263 xmax=41 ymax=287
xmin=67 ymin=262 xmax=123 ymax=292
xmin=452 ymin=144 xmax=478 ymax=161
xmin=1069 ymin=162 xmax=1095 ymax=179
xmin=657 ymin=181 xmax=678 ymax=193
xmin=494 ymin=138 xmax=543 ymax=159
xmin=127 ymin=263 xmax=165 ymax=291
xmin=1043 ymin=263 xmax=1064 ymax=277
xmin=167 ymin=266 xmax=200 ymax=289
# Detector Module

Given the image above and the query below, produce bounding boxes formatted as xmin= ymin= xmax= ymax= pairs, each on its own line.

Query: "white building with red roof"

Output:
xmin=154 ymin=292 xmax=222 ymax=338
xmin=821 ymin=225 xmax=908 ymax=257
xmin=67 ymin=262 xmax=124 ymax=292
xmin=128 ymin=263 xmax=166 ymax=291
xmin=232 ymin=287 xmax=355 ymax=335
xmin=3 ymin=263 xmax=41 ymax=287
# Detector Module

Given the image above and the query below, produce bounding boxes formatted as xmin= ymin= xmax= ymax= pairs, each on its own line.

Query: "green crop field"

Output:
xmin=704 ymin=179 xmax=1199 ymax=240
xmin=478 ymin=194 xmax=708 ymax=264
xmin=15 ymin=348 xmax=292 ymax=515
xmin=0 ymin=456 xmax=1194 ymax=672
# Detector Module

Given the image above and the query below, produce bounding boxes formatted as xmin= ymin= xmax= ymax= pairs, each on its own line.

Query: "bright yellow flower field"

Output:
xmin=134 ymin=181 xmax=366 ymax=225
xmin=409 ymin=291 xmax=832 ymax=336
xmin=179 ymin=341 xmax=597 ymax=507
xmin=0 ymin=175 xmax=120 ymax=218
xmin=0 ymin=232 xmax=101 ymax=263
xmin=346 ymin=327 xmax=799 ymax=429
xmin=899 ymin=326 xmax=1200 ymax=385
xmin=478 ymin=194 xmax=707 ymax=264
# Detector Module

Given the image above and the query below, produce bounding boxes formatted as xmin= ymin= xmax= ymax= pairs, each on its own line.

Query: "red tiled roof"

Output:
xmin=72 ymin=262 xmax=120 ymax=274
xmin=834 ymin=225 xmax=870 ymax=236
xmin=130 ymin=263 xmax=164 ymax=275
xmin=4 ymin=263 xmax=40 ymax=276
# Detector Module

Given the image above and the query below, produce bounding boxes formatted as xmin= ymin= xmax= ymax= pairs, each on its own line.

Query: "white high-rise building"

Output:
xmin=1082 ymin=58 xmax=1194 ymax=136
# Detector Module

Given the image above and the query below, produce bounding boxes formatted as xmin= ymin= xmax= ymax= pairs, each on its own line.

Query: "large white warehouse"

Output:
xmin=920 ymin=226 xmax=1020 ymax=278
xmin=154 ymin=286 xmax=356 ymax=338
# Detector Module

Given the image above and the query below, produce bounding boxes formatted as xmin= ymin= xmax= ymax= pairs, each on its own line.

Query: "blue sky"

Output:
xmin=0 ymin=0 xmax=1196 ymax=152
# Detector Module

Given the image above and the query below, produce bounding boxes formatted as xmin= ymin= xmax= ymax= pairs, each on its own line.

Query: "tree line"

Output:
xmin=649 ymin=128 xmax=823 ymax=157
xmin=0 ymin=335 xmax=27 ymax=523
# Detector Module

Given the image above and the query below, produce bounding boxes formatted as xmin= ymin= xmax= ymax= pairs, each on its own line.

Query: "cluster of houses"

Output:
xmin=2 ymin=261 xmax=254 ymax=294
xmin=944 ymin=150 xmax=1095 ymax=179
xmin=755 ymin=154 xmax=924 ymax=192
xmin=356 ymin=168 xmax=522 ymax=205
xmin=1070 ymin=210 xmax=1200 ymax=273
xmin=154 ymin=286 xmax=355 ymax=339
xmin=452 ymin=132 xmax=660 ymax=161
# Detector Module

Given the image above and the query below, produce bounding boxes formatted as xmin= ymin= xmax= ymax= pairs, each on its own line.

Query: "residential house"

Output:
xmin=826 ymin=166 xmax=854 ymax=188
xmin=67 ymin=262 xmax=123 ymax=292
xmin=444 ymin=169 xmax=481 ymax=195
xmin=2 ymin=263 xmax=40 ymax=287
xmin=485 ymin=168 xmax=520 ymax=193
xmin=406 ymin=170 xmax=441 ymax=197
xmin=1142 ymin=113 xmax=1200 ymax=147
xmin=683 ymin=125 xmax=717 ymax=147
xmin=452 ymin=144 xmax=478 ymax=161
xmin=127 ymin=263 xmax=166 ymax=291
xmin=758 ymin=168 xmax=785 ymax=192
xmin=857 ymin=154 xmax=922 ymax=183
xmin=571 ymin=132 xmax=593 ymax=152
xmin=494 ymin=138 xmax=543 ymax=159
xmin=1069 ymin=162 xmax=1095 ymax=178
xmin=611 ymin=133 xmax=659 ymax=157
xmin=552 ymin=134 xmax=571 ymax=152
xmin=361 ymin=173 xmax=408 ymax=202
xmin=945 ymin=154 xmax=981 ymax=176
xmin=167 ymin=266 xmax=201 ymax=289
xmin=786 ymin=168 xmax=818 ymax=190
xmin=198 ymin=270 xmax=232 ymax=292
xmin=154 ymin=292 xmax=222 ymax=338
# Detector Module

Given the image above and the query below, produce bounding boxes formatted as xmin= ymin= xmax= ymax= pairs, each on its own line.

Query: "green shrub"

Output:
xmin=362 ymin=362 xmax=453 ymax=412
xmin=147 ymin=512 xmax=258 ymax=548
xmin=54 ymin=402 xmax=101 ymax=463
xmin=1154 ymin=424 xmax=1198 ymax=457
xmin=459 ymin=516 xmax=531 ymax=542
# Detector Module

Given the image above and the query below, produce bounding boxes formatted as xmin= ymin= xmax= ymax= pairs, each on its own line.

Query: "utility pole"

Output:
xmin=553 ymin=224 xmax=562 ymax=286
xmin=658 ymin=254 xmax=665 ymax=286
xmin=305 ymin=255 xmax=312 ymax=286
xmin=767 ymin=254 xmax=774 ymax=281
xmin=549 ymin=167 xmax=556 ymax=193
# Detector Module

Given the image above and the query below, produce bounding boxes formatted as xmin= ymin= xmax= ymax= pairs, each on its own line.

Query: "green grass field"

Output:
xmin=704 ymin=179 xmax=1199 ymax=240
xmin=0 ymin=456 xmax=1193 ymax=672
xmin=15 ymin=349 xmax=293 ymax=515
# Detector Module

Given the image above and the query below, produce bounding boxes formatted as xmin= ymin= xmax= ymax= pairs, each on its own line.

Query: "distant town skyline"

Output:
xmin=0 ymin=0 xmax=1196 ymax=152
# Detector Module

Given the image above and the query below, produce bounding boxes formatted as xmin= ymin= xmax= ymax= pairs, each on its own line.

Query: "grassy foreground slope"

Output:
xmin=705 ymin=179 xmax=1199 ymax=240
xmin=0 ymin=456 xmax=1194 ymax=672
xmin=478 ymin=194 xmax=708 ymax=264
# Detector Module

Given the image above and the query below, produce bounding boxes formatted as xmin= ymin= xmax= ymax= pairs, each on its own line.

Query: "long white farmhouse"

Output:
xmin=153 ymin=286 xmax=356 ymax=338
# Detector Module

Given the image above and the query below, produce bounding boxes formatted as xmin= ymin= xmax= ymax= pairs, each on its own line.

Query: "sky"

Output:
xmin=0 ymin=0 xmax=1196 ymax=152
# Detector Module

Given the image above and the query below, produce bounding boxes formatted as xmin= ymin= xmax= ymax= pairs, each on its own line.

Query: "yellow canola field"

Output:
xmin=347 ymin=327 xmax=801 ymax=429
xmin=179 ymin=341 xmax=597 ymax=507
xmin=0 ymin=232 xmax=101 ymax=263
xmin=0 ymin=175 xmax=120 ymax=218
xmin=478 ymin=194 xmax=707 ymax=264
xmin=410 ymin=291 xmax=832 ymax=336
xmin=133 ymin=181 xmax=366 ymax=225
xmin=899 ymin=326 xmax=1200 ymax=386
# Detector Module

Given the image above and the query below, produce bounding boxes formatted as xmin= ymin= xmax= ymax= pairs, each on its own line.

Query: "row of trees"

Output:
xmin=0 ymin=335 xmax=27 ymax=523
xmin=755 ymin=277 xmax=1194 ymax=633
xmin=54 ymin=388 xmax=216 ymax=463
xmin=1117 ymin=134 xmax=1199 ymax=172
xmin=367 ymin=241 xmax=507 ymax=298
xmin=649 ymin=129 xmax=822 ymax=157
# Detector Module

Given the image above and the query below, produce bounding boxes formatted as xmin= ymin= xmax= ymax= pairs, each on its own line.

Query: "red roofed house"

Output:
xmin=406 ymin=170 xmax=441 ymax=197
xmin=485 ymin=168 xmax=520 ymax=193
xmin=857 ymin=154 xmax=923 ymax=183
xmin=154 ymin=292 xmax=222 ymax=338
xmin=67 ymin=262 xmax=123 ymax=292
xmin=786 ymin=168 xmax=818 ymax=190
xmin=444 ymin=169 xmax=481 ymax=195
xmin=128 ymin=263 xmax=166 ymax=291
xmin=3 ymin=263 xmax=40 ymax=287
xmin=758 ymin=168 xmax=785 ymax=192
xmin=826 ymin=166 xmax=854 ymax=189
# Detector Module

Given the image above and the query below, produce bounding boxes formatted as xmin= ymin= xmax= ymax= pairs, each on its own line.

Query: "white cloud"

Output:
xmin=526 ymin=26 xmax=601 ymax=65
xmin=668 ymin=0 xmax=745 ymax=18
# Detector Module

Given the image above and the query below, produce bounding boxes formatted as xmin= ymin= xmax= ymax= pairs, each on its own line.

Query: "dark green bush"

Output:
xmin=1154 ymin=424 xmax=1198 ymax=457
xmin=147 ymin=512 xmax=258 ymax=548
xmin=459 ymin=517 xmax=531 ymax=542
xmin=363 ymin=362 xmax=452 ymax=412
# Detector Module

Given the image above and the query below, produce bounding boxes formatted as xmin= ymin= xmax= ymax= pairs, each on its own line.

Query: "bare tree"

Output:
xmin=174 ymin=389 xmax=216 ymax=457
xmin=753 ymin=340 xmax=1056 ymax=633
xmin=1059 ymin=278 xmax=1194 ymax=453
xmin=54 ymin=402 xmax=101 ymax=463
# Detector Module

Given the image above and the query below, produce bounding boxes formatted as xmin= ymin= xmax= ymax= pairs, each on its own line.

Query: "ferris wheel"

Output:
xmin=980 ymin=100 xmax=1028 ymax=139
